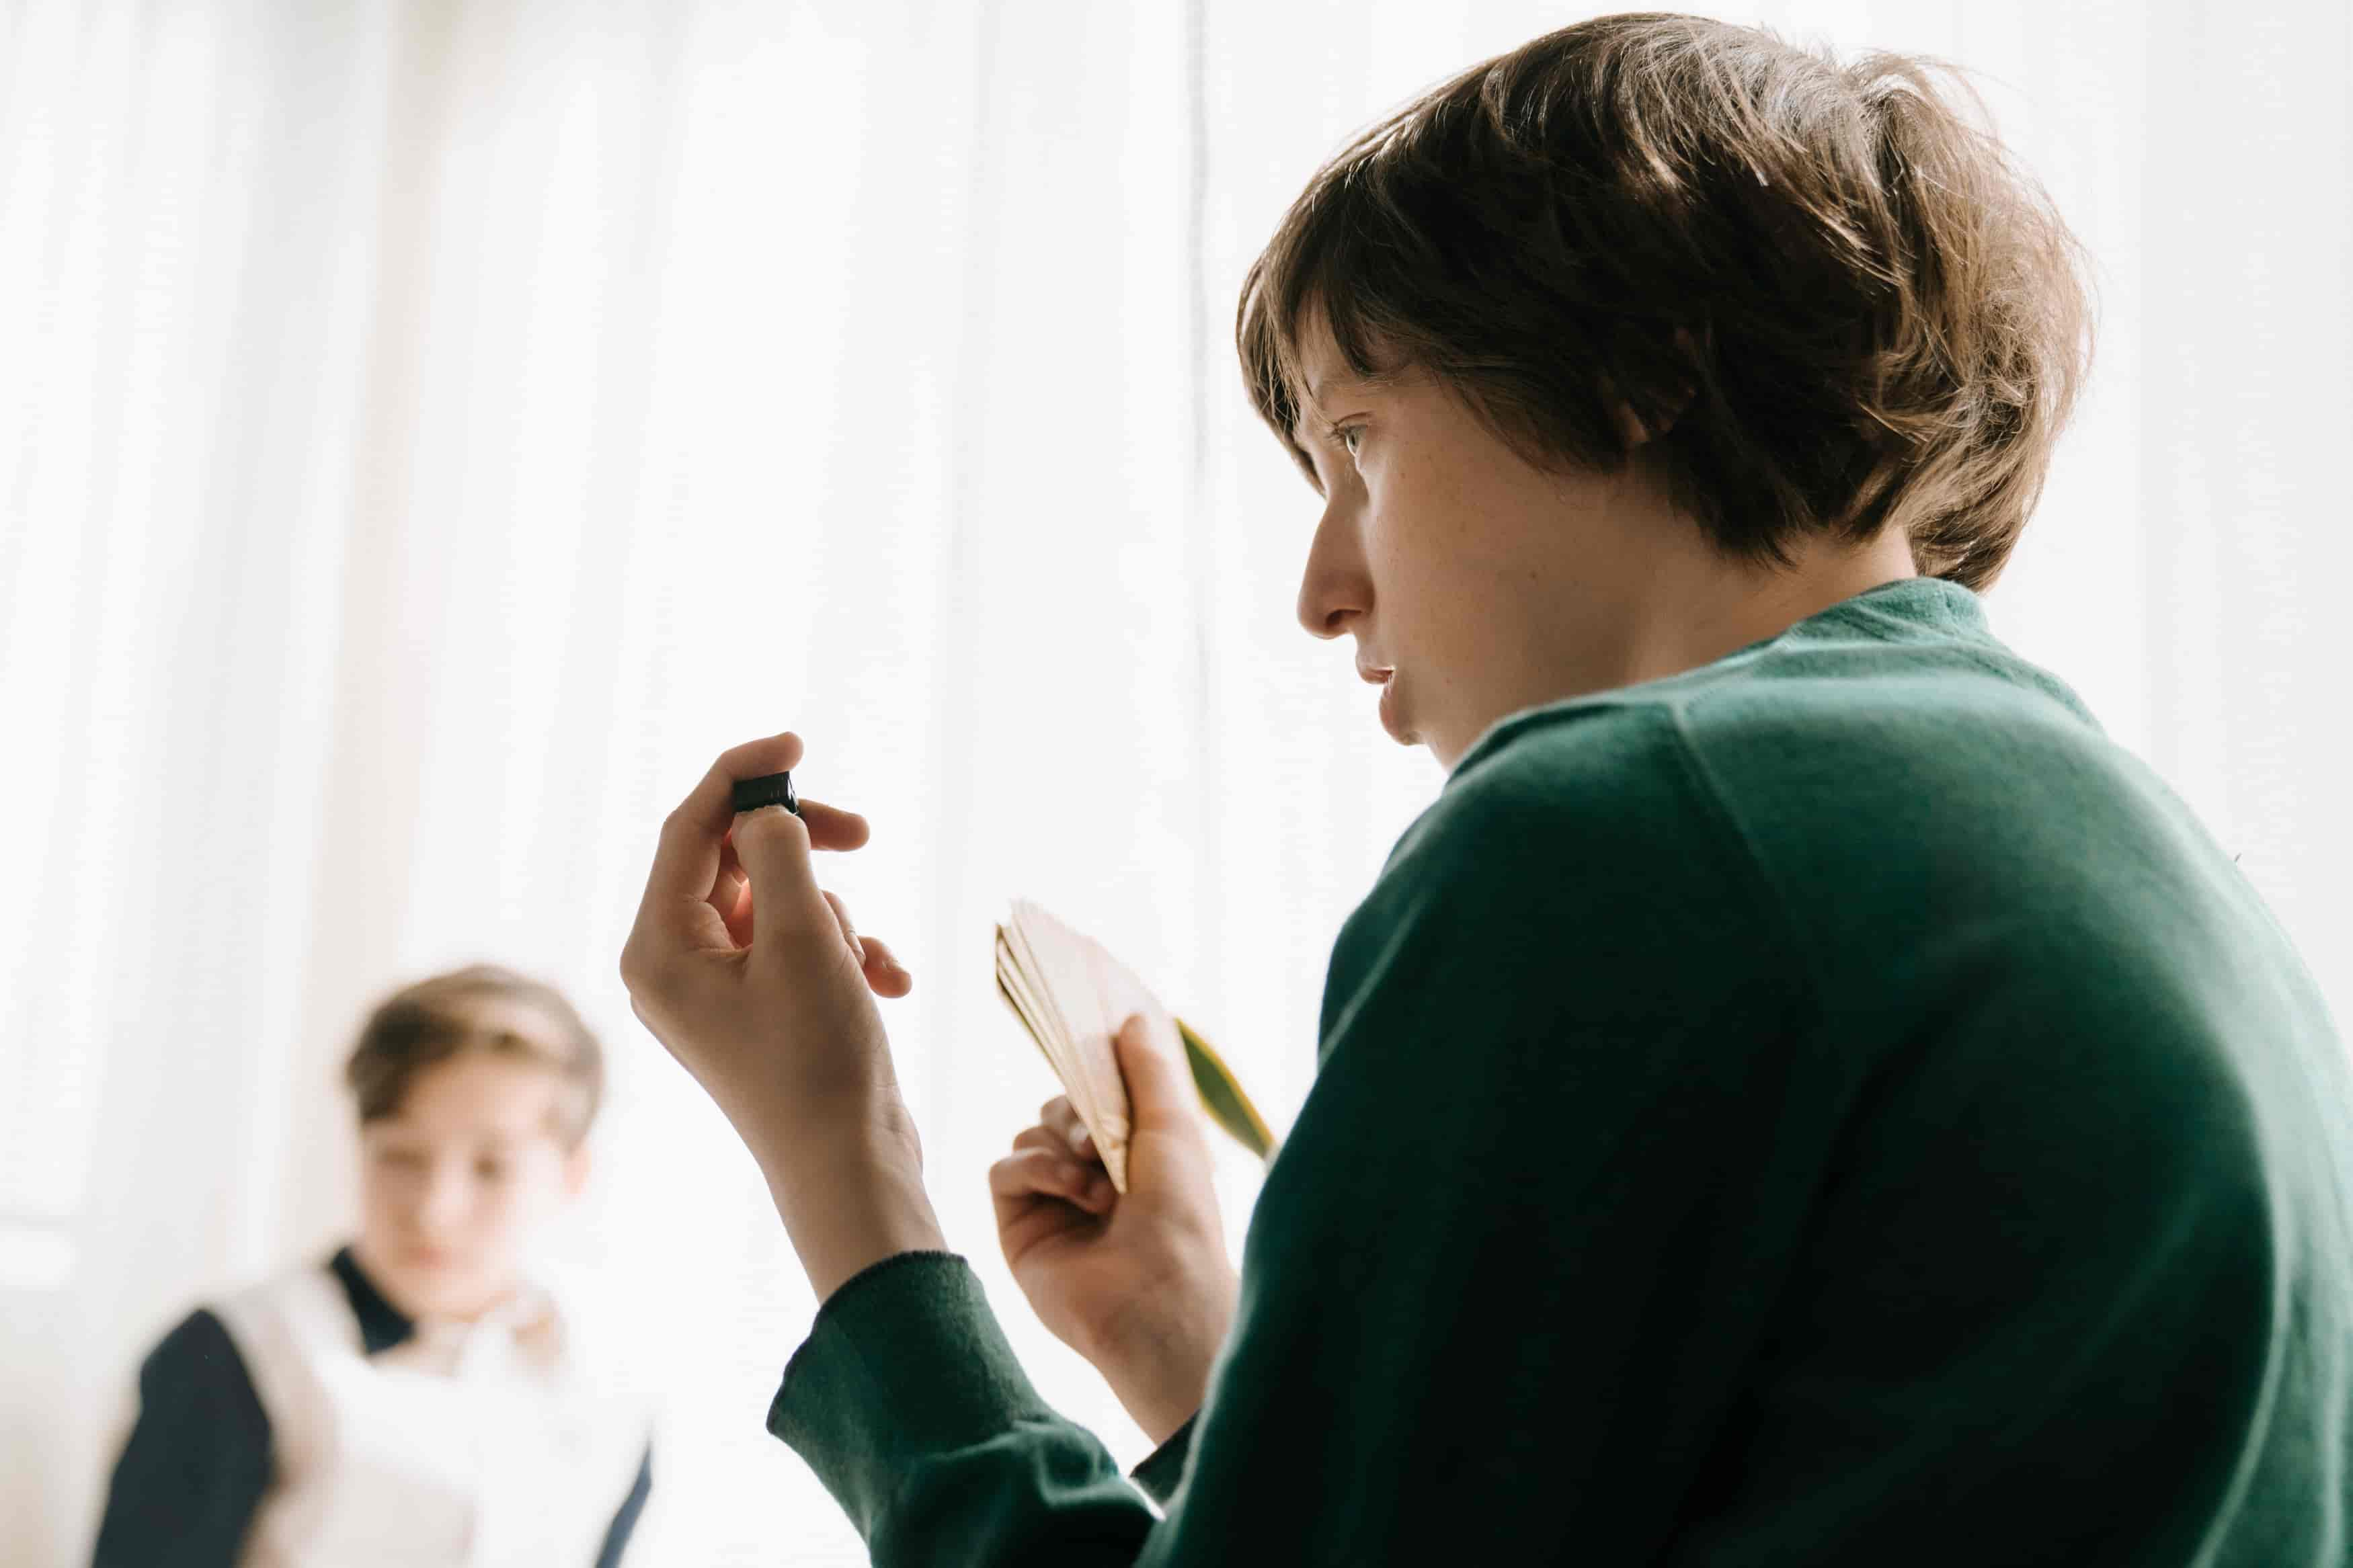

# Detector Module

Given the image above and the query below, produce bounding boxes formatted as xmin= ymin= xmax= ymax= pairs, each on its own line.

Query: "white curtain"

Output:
xmin=2 ymin=1 xmax=2346 ymax=1561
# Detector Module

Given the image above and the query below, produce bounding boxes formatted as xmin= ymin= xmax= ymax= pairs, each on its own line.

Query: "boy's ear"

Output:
xmin=561 ymin=1139 xmax=592 ymax=1199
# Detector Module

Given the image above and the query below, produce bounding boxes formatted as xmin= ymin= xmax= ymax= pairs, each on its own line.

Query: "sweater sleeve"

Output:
xmin=767 ymin=712 xmax=1815 ymax=1563
xmin=767 ymin=1249 xmax=1158 ymax=1561
xmin=91 ymin=1308 xmax=274 ymax=1568
xmin=1127 ymin=1416 xmax=1193 ymax=1508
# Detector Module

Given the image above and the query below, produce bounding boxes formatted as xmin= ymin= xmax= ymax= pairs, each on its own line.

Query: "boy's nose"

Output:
xmin=1295 ymin=503 xmax=1370 ymax=641
xmin=415 ymin=1169 xmax=472 ymax=1234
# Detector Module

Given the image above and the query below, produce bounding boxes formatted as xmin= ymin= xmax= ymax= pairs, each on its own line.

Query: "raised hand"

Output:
xmin=619 ymin=729 xmax=943 ymax=1300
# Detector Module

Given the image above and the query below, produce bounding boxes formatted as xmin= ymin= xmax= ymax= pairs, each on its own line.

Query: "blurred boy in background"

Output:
xmin=92 ymin=964 xmax=653 ymax=1567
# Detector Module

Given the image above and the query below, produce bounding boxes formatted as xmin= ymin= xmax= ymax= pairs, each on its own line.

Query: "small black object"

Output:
xmin=731 ymin=772 xmax=799 ymax=816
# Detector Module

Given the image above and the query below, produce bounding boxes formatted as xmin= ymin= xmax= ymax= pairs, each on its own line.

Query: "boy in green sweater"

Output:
xmin=619 ymin=13 xmax=2353 ymax=1564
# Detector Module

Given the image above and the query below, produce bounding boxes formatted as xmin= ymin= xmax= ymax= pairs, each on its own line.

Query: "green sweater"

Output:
xmin=768 ymin=576 xmax=2353 ymax=1564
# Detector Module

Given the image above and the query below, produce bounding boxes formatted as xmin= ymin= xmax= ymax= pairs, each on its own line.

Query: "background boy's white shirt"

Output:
xmin=212 ymin=1260 xmax=650 ymax=1568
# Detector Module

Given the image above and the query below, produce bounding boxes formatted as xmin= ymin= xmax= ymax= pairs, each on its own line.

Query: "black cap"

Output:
xmin=731 ymin=772 xmax=799 ymax=816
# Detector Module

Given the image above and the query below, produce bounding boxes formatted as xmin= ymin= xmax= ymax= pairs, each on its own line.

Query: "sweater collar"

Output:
xmin=1446 ymin=575 xmax=1989 ymax=782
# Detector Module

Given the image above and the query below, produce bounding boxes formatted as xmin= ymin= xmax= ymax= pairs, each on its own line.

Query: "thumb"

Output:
xmin=729 ymin=805 xmax=830 ymax=942
xmin=1113 ymin=1014 xmax=1199 ymax=1140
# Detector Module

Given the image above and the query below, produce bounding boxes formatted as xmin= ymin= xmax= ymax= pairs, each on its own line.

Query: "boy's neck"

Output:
xmin=1619 ymin=526 xmax=1921 ymax=691
xmin=1437 ymin=525 xmax=1923 ymax=772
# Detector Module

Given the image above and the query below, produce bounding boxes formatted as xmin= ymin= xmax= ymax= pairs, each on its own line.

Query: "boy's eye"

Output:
xmin=1337 ymin=425 xmax=1364 ymax=456
xmin=475 ymin=1158 xmax=509 ymax=1182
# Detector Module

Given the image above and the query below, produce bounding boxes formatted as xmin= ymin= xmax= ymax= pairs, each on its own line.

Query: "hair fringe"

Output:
xmin=344 ymin=962 xmax=605 ymax=1147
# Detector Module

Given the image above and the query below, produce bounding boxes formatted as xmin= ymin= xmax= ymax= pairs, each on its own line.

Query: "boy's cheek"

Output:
xmin=359 ymin=1161 xmax=575 ymax=1313
xmin=454 ymin=1169 xmax=571 ymax=1271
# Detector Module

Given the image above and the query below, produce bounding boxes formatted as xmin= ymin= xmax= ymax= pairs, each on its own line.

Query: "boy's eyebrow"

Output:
xmin=1291 ymin=374 xmax=1365 ymax=442
xmin=1295 ymin=370 xmax=1388 ymax=454
xmin=1302 ymin=372 xmax=1358 ymax=415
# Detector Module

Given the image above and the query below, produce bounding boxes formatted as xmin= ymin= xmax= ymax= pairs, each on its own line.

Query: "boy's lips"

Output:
xmin=1356 ymin=661 xmax=1393 ymax=684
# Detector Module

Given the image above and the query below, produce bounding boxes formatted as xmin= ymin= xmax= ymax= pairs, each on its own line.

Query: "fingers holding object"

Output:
xmin=988 ymin=1147 xmax=1115 ymax=1215
xmin=646 ymin=732 xmax=871 ymax=910
xmin=730 ymin=802 xmax=840 ymax=944
xmin=1038 ymin=1095 xmax=1094 ymax=1160
xmin=694 ymin=733 xmax=802 ymax=821
xmin=793 ymin=796 xmax=871 ymax=851
xmin=1012 ymin=1124 xmax=1068 ymax=1157
xmin=638 ymin=735 xmax=800 ymax=954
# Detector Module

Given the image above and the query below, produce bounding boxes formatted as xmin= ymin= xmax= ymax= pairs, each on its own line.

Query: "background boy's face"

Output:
xmin=354 ymin=1032 xmax=588 ymax=1321
xmin=1287 ymin=310 xmax=1697 ymax=771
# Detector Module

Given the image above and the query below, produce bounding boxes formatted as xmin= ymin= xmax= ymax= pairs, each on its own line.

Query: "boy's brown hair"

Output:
xmin=345 ymin=964 xmax=605 ymax=1148
xmin=1238 ymin=11 xmax=2094 ymax=591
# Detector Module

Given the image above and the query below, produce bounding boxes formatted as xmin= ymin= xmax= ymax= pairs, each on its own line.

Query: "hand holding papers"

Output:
xmin=994 ymin=899 xmax=1275 ymax=1192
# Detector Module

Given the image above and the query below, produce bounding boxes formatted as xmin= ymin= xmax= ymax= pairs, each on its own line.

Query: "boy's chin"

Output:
xmin=380 ymin=1256 xmax=508 ymax=1321
xmin=1376 ymin=671 xmax=1416 ymax=745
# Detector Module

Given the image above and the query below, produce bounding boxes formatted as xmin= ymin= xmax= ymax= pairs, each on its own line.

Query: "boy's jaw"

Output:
xmin=355 ymin=1233 xmax=512 ymax=1322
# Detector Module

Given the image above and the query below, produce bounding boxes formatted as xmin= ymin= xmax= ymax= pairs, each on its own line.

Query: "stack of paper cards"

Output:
xmin=994 ymin=898 xmax=1276 ymax=1194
